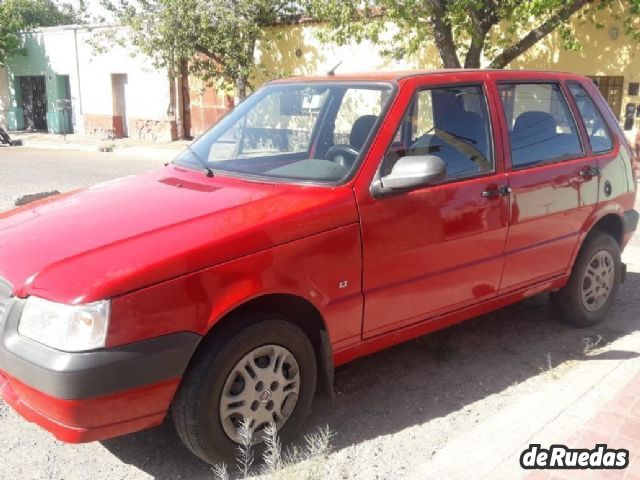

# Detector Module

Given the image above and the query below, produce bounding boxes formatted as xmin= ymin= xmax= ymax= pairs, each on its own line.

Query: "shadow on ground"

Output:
xmin=101 ymin=272 xmax=640 ymax=479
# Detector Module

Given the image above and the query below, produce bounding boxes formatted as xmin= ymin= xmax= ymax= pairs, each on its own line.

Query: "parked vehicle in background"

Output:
xmin=0 ymin=70 xmax=637 ymax=464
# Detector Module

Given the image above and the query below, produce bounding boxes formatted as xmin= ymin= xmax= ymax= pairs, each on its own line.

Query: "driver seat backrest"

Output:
xmin=428 ymin=110 xmax=487 ymax=178
xmin=350 ymin=115 xmax=378 ymax=151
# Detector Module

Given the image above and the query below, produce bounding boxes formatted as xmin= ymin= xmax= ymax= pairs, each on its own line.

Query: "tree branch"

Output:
xmin=194 ymin=44 xmax=224 ymax=65
xmin=428 ymin=0 xmax=461 ymax=68
xmin=489 ymin=0 xmax=590 ymax=69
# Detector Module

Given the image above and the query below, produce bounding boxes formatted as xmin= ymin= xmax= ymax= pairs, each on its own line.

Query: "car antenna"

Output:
xmin=327 ymin=61 xmax=342 ymax=76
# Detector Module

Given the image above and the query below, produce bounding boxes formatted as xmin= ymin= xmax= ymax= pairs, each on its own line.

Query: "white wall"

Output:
xmin=76 ymin=27 xmax=172 ymax=122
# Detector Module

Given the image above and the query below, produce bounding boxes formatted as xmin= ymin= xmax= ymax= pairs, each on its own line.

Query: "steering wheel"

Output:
xmin=325 ymin=144 xmax=359 ymax=168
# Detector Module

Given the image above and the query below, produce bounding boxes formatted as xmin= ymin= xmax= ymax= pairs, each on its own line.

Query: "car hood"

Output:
xmin=0 ymin=165 xmax=357 ymax=303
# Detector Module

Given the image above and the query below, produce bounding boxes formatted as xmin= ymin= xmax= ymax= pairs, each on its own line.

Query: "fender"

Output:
xmin=108 ymin=223 xmax=364 ymax=351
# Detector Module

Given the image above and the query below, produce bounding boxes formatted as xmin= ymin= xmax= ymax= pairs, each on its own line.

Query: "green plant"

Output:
xmin=0 ymin=0 xmax=80 ymax=65
xmin=98 ymin=0 xmax=301 ymax=100
xmin=98 ymin=143 xmax=115 ymax=153
xmin=305 ymin=0 xmax=640 ymax=69
xmin=211 ymin=423 xmax=335 ymax=480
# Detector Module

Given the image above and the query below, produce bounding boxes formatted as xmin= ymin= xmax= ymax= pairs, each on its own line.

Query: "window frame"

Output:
xmin=565 ymin=80 xmax=615 ymax=157
xmin=375 ymin=82 xmax=497 ymax=187
xmin=496 ymin=80 xmax=586 ymax=171
xmin=175 ymin=81 xmax=398 ymax=187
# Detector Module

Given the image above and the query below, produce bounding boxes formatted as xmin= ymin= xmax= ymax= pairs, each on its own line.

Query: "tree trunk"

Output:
xmin=180 ymin=60 xmax=192 ymax=139
xmin=428 ymin=0 xmax=462 ymax=68
xmin=236 ymin=77 xmax=248 ymax=102
xmin=464 ymin=41 xmax=483 ymax=69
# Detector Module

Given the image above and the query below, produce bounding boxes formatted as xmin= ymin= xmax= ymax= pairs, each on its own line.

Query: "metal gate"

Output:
xmin=20 ymin=76 xmax=48 ymax=131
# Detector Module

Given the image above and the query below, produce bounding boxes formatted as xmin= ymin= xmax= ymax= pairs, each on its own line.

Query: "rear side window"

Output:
xmin=568 ymin=83 xmax=614 ymax=154
xmin=383 ymin=85 xmax=494 ymax=181
xmin=499 ymin=83 xmax=583 ymax=168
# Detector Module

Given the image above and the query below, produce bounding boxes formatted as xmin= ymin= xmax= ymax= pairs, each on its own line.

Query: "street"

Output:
xmin=0 ymin=147 xmax=168 ymax=211
xmin=0 ymin=146 xmax=640 ymax=479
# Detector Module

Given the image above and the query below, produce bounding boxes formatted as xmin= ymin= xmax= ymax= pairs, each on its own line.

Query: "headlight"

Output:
xmin=18 ymin=296 xmax=110 ymax=352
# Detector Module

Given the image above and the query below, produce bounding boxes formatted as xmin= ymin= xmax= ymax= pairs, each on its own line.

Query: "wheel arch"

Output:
xmin=569 ymin=208 xmax=625 ymax=270
xmin=590 ymin=213 xmax=624 ymax=247
xmin=190 ymin=293 xmax=334 ymax=397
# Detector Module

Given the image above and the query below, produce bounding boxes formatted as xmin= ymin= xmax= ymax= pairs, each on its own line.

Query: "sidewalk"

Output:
xmin=6 ymin=131 xmax=190 ymax=162
xmin=406 ymin=218 xmax=640 ymax=480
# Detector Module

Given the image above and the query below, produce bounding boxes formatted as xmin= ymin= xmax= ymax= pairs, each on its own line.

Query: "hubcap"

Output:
xmin=219 ymin=344 xmax=300 ymax=444
xmin=581 ymin=249 xmax=615 ymax=312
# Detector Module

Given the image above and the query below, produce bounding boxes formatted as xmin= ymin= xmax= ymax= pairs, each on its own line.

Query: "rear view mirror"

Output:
xmin=380 ymin=155 xmax=447 ymax=191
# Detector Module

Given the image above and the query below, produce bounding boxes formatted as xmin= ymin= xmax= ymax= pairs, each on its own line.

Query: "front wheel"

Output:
xmin=172 ymin=315 xmax=317 ymax=465
xmin=550 ymin=231 xmax=622 ymax=327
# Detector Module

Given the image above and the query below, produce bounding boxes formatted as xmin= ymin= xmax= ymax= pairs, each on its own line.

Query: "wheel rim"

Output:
xmin=219 ymin=344 xmax=300 ymax=444
xmin=581 ymin=249 xmax=615 ymax=312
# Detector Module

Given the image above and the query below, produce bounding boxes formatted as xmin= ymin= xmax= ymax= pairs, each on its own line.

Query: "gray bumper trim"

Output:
xmin=0 ymin=299 xmax=201 ymax=400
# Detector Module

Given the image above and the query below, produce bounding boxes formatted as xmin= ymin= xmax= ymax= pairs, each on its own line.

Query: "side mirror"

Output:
xmin=380 ymin=154 xmax=447 ymax=191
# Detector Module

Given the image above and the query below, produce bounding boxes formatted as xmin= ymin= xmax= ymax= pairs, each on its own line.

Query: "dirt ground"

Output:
xmin=1 ymin=149 xmax=639 ymax=479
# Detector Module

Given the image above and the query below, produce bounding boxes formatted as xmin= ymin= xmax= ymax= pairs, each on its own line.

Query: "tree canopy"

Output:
xmin=0 ymin=0 xmax=79 ymax=65
xmin=100 ymin=0 xmax=301 ymax=99
xmin=306 ymin=0 xmax=640 ymax=69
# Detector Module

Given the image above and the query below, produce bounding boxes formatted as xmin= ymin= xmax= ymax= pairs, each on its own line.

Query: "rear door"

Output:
xmin=567 ymin=80 xmax=635 ymax=211
xmin=495 ymin=77 xmax=600 ymax=292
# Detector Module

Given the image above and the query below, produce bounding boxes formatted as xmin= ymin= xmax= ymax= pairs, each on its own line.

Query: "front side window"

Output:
xmin=499 ymin=83 xmax=583 ymax=168
xmin=568 ymin=83 xmax=614 ymax=154
xmin=174 ymin=83 xmax=393 ymax=183
xmin=382 ymin=85 xmax=494 ymax=180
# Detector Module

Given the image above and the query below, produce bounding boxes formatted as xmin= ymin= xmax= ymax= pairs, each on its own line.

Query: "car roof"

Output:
xmin=269 ymin=69 xmax=587 ymax=84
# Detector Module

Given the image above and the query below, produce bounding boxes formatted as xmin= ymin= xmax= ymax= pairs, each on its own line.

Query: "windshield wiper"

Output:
xmin=186 ymin=144 xmax=214 ymax=177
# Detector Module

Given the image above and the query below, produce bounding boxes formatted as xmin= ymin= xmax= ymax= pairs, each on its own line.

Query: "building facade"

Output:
xmin=0 ymin=25 xmax=230 ymax=141
xmin=1 ymin=5 xmax=639 ymax=142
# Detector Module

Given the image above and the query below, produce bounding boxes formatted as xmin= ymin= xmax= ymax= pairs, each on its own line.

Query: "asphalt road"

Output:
xmin=0 ymin=146 xmax=167 ymax=211
xmin=0 ymin=147 xmax=639 ymax=479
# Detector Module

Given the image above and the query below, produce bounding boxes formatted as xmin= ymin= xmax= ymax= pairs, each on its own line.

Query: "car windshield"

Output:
xmin=173 ymin=82 xmax=394 ymax=183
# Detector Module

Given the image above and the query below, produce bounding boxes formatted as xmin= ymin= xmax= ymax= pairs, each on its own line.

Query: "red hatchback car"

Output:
xmin=0 ymin=70 xmax=637 ymax=464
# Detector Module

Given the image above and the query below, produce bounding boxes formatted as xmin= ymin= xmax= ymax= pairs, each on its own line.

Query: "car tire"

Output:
xmin=172 ymin=314 xmax=317 ymax=465
xmin=550 ymin=231 xmax=622 ymax=327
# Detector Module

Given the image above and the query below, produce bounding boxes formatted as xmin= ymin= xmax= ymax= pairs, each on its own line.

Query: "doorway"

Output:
xmin=589 ymin=76 xmax=624 ymax=121
xmin=111 ymin=73 xmax=128 ymax=137
xmin=57 ymin=75 xmax=73 ymax=134
xmin=19 ymin=76 xmax=48 ymax=131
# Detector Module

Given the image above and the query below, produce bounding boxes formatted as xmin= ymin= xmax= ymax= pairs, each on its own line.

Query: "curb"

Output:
xmin=13 ymin=140 xmax=183 ymax=162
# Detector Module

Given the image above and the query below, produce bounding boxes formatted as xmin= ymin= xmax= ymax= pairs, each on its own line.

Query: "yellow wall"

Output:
xmin=257 ymin=6 xmax=640 ymax=125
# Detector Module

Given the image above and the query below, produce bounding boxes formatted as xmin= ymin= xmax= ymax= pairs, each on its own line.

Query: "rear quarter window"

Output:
xmin=567 ymin=82 xmax=614 ymax=154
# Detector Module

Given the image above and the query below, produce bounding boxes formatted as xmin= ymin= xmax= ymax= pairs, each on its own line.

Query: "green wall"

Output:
xmin=6 ymin=34 xmax=72 ymax=134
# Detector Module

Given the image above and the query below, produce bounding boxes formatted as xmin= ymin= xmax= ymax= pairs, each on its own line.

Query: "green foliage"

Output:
xmin=0 ymin=0 xmax=79 ymax=64
xmin=100 ymin=0 xmax=301 ymax=98
xmin=305 ymin=0 xmax=640 ymax=69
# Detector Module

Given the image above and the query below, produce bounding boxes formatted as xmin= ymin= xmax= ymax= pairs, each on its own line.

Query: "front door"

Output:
xmin=358 ymin=81 xmax=510 ymax=338
xmin=20 ymin=76 xmax=48 ymax=131
xmin=112 ymin=74 xmax=129 ymax=137
xmin=496 ymin=80 xmax=600 ymax=292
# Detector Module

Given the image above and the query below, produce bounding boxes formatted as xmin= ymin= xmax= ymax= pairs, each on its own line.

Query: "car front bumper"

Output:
xmin=0 ymin=297 xmax=201 ymax=443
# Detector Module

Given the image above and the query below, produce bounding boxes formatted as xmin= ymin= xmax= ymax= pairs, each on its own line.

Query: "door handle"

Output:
xmin=578 ymin=166 xmax=601 ymax=178
xmin=481 ymin=185 xmax=511 ymax=198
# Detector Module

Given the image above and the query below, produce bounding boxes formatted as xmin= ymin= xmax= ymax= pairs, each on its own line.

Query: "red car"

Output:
xmin=0 ymin=70 xmax=637 ymax=464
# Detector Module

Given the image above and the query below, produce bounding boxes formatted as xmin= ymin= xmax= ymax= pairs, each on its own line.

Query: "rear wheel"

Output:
xmin=550 ymin=231 xmax=622 ymax=327
xmin=173 ymin=314 xmax=317 ymax=465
